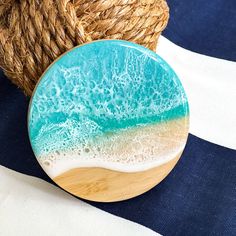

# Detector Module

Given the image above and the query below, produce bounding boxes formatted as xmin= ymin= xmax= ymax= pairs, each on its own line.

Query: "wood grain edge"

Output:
xmin=53 ymin=154 xmax=182 ymax=202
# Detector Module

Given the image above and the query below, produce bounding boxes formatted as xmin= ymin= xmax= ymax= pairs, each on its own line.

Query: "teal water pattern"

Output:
xmin=28 ymin=40 xmax=189 ymax=157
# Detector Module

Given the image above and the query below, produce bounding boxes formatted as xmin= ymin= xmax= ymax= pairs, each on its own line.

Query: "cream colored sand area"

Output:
xmin=38 ymin=117 xmax=189 ymax=178
xmin=48 ymin=117 xmax=188 ymax=202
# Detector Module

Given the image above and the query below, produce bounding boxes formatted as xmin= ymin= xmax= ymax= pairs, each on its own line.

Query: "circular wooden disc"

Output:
xmin=28 ymin=40 xmax=189 ymax=202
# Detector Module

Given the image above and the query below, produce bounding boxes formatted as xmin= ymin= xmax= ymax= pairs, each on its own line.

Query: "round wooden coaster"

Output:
xmin=28 ymin=40 xmax=189 ymax=202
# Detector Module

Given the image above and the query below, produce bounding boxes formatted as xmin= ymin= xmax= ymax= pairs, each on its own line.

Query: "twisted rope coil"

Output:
xmin=0 ymin=0 xmax=169 ymax=96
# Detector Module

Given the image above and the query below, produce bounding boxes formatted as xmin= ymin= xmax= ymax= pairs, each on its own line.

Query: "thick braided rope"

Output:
xmin=0 ymin=0 xmax=169 ymax=96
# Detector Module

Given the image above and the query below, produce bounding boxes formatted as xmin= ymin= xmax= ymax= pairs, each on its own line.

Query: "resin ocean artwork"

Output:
xmin=28 ymin=40 xmax=189 ymax=201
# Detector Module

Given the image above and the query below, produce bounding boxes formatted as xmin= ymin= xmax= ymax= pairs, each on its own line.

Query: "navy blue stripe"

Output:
xmin=1 ymin=73 xmax=236 ymax=235
xmin=163 ymin=0 xmax=236 ymax=61
xmin=93 ymin=137 xmax=236 ymax=236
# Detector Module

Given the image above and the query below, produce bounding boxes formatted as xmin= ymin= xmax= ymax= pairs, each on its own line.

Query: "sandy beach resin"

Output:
xmin=28 ymin=40 xmax=189 ymax=201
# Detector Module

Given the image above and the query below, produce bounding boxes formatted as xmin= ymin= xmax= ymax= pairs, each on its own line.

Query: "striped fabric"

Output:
xmin=0 ymin=0 xmax=235 ymax=235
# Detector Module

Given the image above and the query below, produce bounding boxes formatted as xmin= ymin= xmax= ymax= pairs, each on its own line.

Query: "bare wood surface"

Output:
xmin=54 ymin=154 xmax=181 ymax=202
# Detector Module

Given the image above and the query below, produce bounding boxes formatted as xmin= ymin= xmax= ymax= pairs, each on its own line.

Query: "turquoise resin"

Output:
xmin=28 ymin=40 xmax=189 ymax=161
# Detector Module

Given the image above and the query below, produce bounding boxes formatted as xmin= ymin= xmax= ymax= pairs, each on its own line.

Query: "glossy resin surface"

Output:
xmin=28 ymin=40 xmax=189 ymax=178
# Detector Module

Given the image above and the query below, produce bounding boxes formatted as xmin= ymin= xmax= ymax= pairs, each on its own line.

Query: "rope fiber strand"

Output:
xmin=0 ymin=0 xmax=169 ymax=96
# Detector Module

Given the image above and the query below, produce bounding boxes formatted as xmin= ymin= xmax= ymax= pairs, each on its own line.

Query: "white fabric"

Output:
xmin=0 ymin=166 xmax=159 ymax=236
xmin=158 ymin=36 xmax=236 ymax=150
